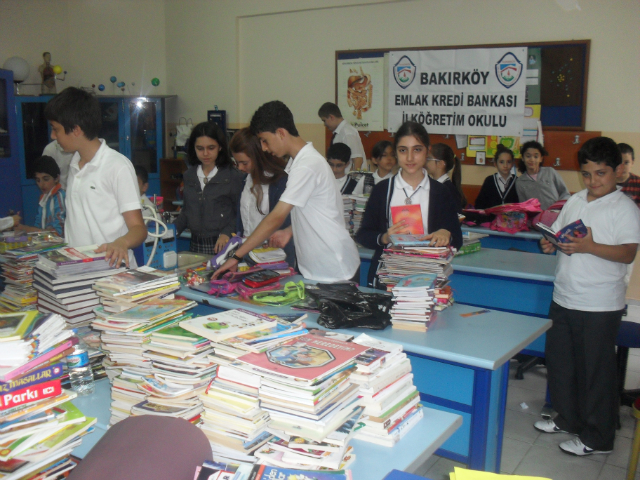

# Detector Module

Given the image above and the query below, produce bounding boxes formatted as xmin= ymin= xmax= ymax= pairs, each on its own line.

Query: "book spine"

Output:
xmin=0 ymin=338 xmax=78 ymax=382
xmin=0 ymin=363 xmax=64 ymax=394
xmin=0 ymin=379 xmax=62 ymax=410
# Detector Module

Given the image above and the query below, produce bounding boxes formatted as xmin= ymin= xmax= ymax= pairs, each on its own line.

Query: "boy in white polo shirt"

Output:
xmin=213 ymin=100 xmax=359 ymax=283
xmin=318 ymin=102 xmax=365 ymax=172
xmin=44 ymin=87 xmax=147 ymax=267
xmin=534 ymin=137 xmax=640 ymax=456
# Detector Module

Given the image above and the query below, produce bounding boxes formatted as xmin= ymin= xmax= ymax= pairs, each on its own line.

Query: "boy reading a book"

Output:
xmin=535 ymin=137 xmax=640 ymax=456
xmin=44 ymin=87 xmax=146 ymax=267
xmin=213 ymin=100 xmax=359 ymax=283
xmin=15 ymin=155 xmax=66 ymax=236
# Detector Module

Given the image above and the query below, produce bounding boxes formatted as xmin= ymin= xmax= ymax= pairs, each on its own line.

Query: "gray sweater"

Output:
xmin=515 ymin=167 xmax=570 ymax=210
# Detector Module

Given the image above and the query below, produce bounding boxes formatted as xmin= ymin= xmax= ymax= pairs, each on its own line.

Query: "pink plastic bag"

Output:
xmin=531 ymin=200 xmax=567 ymax=228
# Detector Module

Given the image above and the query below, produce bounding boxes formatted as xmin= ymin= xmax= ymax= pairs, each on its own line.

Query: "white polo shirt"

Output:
xmin=552 ymin=188 xmax=640 ymax=311
xmin=334 ymin=120 xmax=366 ymax=173
xmin=352 ymin=170 xmax=393 ymax=195
xmin=390 ymin=169 xmax=431 ymax=231
xmin=279 ymin=143 xmax=359 ymax=282
xmin=65 ymin=140 xmax=142 ymax=265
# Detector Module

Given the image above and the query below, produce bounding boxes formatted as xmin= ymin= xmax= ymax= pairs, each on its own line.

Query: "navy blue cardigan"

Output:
xmin=236 ymin=175 xmax=296 ymax=267
xmin=355 ymin=175 xmax=463 ymax=288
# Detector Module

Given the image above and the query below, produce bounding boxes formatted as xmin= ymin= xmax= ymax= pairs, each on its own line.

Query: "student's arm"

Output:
xmin=269 ymin=225 xmax=293 ymax=248
xmin=95 ymin=209 xmax=147 ymax=268
xmin=558 ymin=228 xmax=638 ymax=264
xmin=213 ymin=201 xmax=293 ymax=278
xmin=539 ymin=238 xmax=557 ymax=254
xmin=351 ymin=157 xmax=363 ymax=171
xmin=0 ymin=215 xmax=21 ymax=231
xmin=15 ymin=224 xmax=44 ymax=233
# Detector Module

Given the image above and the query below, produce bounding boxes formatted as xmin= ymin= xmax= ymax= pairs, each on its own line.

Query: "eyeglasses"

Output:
xmin=426 ymin=157 xmax=443 ymax=162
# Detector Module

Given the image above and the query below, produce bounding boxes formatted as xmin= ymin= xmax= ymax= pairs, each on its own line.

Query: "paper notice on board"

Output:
xmin=455 ymin=135 xmax=468 ymax=149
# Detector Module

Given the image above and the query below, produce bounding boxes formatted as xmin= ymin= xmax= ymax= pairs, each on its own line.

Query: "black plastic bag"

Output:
xmin=306 ymin=282 xmax=392 ymax=330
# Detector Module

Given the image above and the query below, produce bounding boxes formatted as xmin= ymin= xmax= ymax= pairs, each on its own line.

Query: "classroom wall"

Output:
xmin=0 ymin=0 xmax=168 ymax=97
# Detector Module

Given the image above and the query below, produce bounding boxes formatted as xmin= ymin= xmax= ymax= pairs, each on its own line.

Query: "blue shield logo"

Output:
xmin=495 ymin=52 xmax=523 ymax=89
xmin=393 ymin=55 xmax=416 ymax=89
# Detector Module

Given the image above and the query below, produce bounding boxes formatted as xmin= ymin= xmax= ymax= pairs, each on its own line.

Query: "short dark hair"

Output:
xmin=250 ymin=101 xmax=299 ymax=136
xmin=44 ymin=87 xmax=102 ymax=139
xmin=394 ymin=121 xmax=430 ymax=150
xmin=33 ymin=155 xmax=60 ymax=178
xmin=187 ymin=122 xmax=233 ymax=168
xmin=327 ymin=143 xmax=351 ymax=164
xmin=618 ymin=143 xmax=635 ymax=160
xmin=134 ymin=165 xmax=149 ymax=184
xmin=578 ymin=136 xmax=622 ymax=169
xmin=318 ymin=102 xmax=342 ymax=119
xmin=371 ymin=140 xmax=393 ymax=160
xmin=518 ymin=140 xmax=548 ymax=173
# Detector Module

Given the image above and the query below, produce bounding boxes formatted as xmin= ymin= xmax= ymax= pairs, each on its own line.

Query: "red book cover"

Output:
xmin=390 ymin=204 xmax=424 ymax=235
xmin=0 ymin=379 xmax=62 ymax=410
xmin=237 ymin=334 xmax=370 ymax=382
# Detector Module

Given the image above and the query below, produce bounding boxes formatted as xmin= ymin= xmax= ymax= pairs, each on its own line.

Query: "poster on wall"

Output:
xmin=337 ymin=56 xmax=384 ymax=131
xmin=387 ymin=47 xmax=527 ymax=135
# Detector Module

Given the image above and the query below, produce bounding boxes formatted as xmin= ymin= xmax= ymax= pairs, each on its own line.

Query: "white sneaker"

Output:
xmin=533 ymin=419 xmax=570 ymax=434
xmin=559 ymin=438 xmax=612 ymax=456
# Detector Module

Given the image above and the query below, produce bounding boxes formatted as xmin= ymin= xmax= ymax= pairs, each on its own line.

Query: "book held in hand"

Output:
xmin=536 ymin=219 xmax=588 ymax=247
xmin=390 ymin=205 xmax=424 ymax=235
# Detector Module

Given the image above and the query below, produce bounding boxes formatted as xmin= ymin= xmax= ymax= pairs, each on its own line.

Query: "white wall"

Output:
xmin=0 ymin=0 xmax=167 ymax=96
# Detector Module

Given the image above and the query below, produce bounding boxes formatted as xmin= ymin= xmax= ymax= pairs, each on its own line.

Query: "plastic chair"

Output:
xmin=626 ymin=398 xmax=640 ymax=480
xmin=67 ymin=415 xmax=212 ymax=480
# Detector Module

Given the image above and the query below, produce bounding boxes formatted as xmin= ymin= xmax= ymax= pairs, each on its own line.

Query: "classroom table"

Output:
xmin=70 ymin=373 xmax=462 ymax=479
xmin=461 ymin=226 xmax=544 ymax=254
xmin=179 ymin=281 xmax=551 ymax=472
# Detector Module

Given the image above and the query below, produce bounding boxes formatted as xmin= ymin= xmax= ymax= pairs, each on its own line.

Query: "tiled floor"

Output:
xmin=414 ymin=305 xmax=640 ymax=480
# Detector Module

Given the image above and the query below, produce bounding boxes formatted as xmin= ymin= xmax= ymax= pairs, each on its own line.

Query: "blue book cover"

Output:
xmin=251 ymin=465 xmax=352 ymax=480
xmin=0 ymin=363 xmax=64 ymax=394
xmin=395 ymin=274 xmax=437 ymax=289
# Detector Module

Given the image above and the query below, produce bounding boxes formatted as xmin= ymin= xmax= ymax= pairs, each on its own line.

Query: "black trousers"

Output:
xmin=546 ymin=301 xmax=623 ymax=451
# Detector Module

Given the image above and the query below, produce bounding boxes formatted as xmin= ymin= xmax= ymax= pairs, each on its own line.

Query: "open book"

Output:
xmin=537 ymin=219 xmax=588 ymax=247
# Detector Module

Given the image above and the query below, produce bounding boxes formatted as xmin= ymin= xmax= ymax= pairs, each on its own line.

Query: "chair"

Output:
xmin=67 ymin=415 xmax=212 ymax=480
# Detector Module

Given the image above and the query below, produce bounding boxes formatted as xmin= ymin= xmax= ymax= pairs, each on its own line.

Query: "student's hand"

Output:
xmin=557 ymin=227 xmax=594 ymax=256
xmin=11 ymin=214 xmax=21 ymax=227
xmin=96 ymin=239 xmax=130 ymax=268
xmin=13 ymin=223 xmax=25 ymax=232
xmin=382 ymin=221 xmax=408 ymax=244
xmin=268 ymin=229 xmax=293 ymax=248
xmin=212 ymin=258 xmax=239 ymax=279
xmin=540 ymin=238 xmax=557 ymax=254
xmin=423 ymin=229 xmax=451 ymax=247
xmin=214 ymin=234 xmax=230 ymax=254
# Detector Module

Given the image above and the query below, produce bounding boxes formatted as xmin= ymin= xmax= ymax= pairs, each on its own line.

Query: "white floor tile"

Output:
xmin=503 ymin=409 xmax=541 ymax=444
xmin=499 ymin=437 xmax=531 ymax=474
xmin=506 ymin=385 xmax=547 ymax=417
xmin=514 ymin=444 xmax=604 ymax=480
xmin=424 ymin=457 xmax=466 ymax=480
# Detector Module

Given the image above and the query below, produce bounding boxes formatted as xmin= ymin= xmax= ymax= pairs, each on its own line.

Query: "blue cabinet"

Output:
xmin=14 ymin=95 xmax=172 ymax=225
xmin=0 ymin=69 xmax=21 ymax=217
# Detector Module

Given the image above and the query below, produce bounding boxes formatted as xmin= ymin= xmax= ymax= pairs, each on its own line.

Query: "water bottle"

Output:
xmin=67 ymin=338 xmax=95 ymax=396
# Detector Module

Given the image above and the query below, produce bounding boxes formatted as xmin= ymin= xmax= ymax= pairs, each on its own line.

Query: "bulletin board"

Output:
xmin=335 ymin=40 xmax=590 ymax=131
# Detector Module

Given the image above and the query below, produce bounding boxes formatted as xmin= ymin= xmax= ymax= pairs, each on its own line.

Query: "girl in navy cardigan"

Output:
xmin=355 ymin=121 xmax=462 ymax=288
xmin=230 ymin=128 xmax=296 ymax=267
xmin=474 ymin=143 xmax=519 ymax=209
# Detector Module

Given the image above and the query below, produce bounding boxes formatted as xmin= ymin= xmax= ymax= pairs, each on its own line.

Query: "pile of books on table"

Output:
xmin=389 ymin=274 xmax=438 ymax=332
xmin=346 ymin=194 xmax=368 ymax=236
xmin=456 ymin=231 xmax=488 ymax=256
xmin=350 ymin=334 xmax=422 ymax=446
xmin=342 ymin=196 xmax=355 ymax=234
xmin=0 ymin=311 xmax=96 ymax=479
xmin=193 ymin=458 xmax=353 ymax=480
xmin=377 ymin=235 xmax=455 ymax=310
xmin=247 ymin=247 xmax=288 ymax=271
xmin=0 ymin=235 xmax=66 ymax=313
xmin=33 ymin=245 xmax=125 ymax=327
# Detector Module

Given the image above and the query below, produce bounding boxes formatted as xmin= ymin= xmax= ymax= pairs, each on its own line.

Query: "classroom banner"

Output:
xmin=337 ymin=57 xmax=384 ymax=131
xmin=387 ymin=47 xmax=527 ymax=135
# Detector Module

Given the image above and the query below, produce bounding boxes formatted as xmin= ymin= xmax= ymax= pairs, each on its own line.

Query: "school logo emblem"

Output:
xmin=393 ymin=55 xmax=416 ymax=89
xmin=495 ymin=52 xmax=523 ymax=89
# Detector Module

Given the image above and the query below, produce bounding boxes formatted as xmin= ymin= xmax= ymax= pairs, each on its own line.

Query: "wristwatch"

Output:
xmin=231 ymin=254 xmax=243 ymax=262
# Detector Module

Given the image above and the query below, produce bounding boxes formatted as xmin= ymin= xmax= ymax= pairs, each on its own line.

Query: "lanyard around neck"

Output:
xmin=402 ymin=186 xmax=422 ymax=205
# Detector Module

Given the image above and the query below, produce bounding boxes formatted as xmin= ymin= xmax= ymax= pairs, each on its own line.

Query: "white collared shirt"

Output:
xmin=352 ymin=170 xmax=393 ymax=195
xmin=496 ymin=173 xmax=513 ymax=194
xmin=390 ymin=169 xmax=431 ymax=230
xmin=552 ymin=189 xmax=640 ymax=311
xmin=333 ymin=120 xmax=365 ymax=173
xmin=436 ymin=173 xmax=450 ymax=184
xmin=335 ymin=175 xmax=349 ymax=192
xmin=197 ymin=165 xmax=218 ymax=191
xmin=42 ymin=140 xmax=74 ymax=190
xmin=240 ymin=176 xmax=270 ymax=237
xmin=65 ymin=139 xmax=141 ymax=266
xmin=279 ymin=142 xmax=359 ymax=282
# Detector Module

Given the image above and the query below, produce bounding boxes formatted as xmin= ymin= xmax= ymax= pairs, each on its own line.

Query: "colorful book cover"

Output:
xmin=537 ymin=219 xmax=588 ymax=247
xmin=96 ymin=269 xmax=166 ymax=291
xmin=250 ymin=464 xmax=352 ymax=480
xmin=395 ymin=274 xmax=438 ymax=289
xmin=389 ymin=234 xmax=430 ymax=247
xmin=0 ymin=363 xmax=63 ymax=394
xmin=237 ymin=334 xmax=369 ymax=382
xmin=0 ymin=311 xmax=40 ymax=343
xmin=0 ymin=379 xmax=62 ymax=411
xmin=106 ymin=299 xmax=192 ymax=322
xmin=180 ymin=309 xmax=277 ymax=342
xmin=390 ymin=204 xmax=424 ymax=235
xmin=38 ymin=245 xmax=104 ymax=266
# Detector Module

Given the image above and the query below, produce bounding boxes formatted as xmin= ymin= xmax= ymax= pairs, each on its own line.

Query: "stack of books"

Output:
xmin=92 ymin=267 xmax=181 ymax=313
xmin=457 ymin=231 xmax=487 ymax=256
xmin=389 ymin=274 xmax=438 ymax=331
xmin=193 ymin=459 xmax=353 ymax=480
xmin=346 ymin=194 xmax=368 ymax=236
xmin=248 ymin=248 xmax=288 ymax=270
xmin=378 ymin=235 xmax=455 ymax=300
xmin=33 ymin=245 xmax=125 ymax=327
xmin=349 ymin=334 xmax=422 ymax=446
xmin=0 ymin=236 xmax=66 ymax=313
xmin=0 ymin=311 xmax=96 ymax=479
xmin=341 ymin=196 xmax=355 ymax=234
xmin=238 ymin=333 xmax=369 ymax=470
